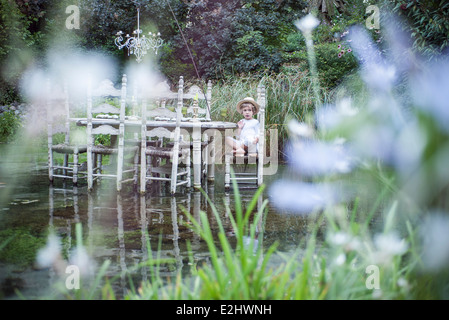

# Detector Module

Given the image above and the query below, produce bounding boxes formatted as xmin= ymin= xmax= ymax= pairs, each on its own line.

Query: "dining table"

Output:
xmin=75 ymin=117 xmax=237 ymax=189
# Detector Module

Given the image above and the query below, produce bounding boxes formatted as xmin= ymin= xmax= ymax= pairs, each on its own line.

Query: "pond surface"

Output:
xmin=0 ymin=144 xmax=311 ymax=299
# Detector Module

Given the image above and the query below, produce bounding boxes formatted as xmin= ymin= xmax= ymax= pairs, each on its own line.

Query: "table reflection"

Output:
xmin=46 ymin=185 xmax=265 ymax=297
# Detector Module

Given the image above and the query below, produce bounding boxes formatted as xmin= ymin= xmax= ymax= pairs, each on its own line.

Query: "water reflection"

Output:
xmin=42 ymin=184 xmax=247 ymax=298
xmin=0 ymin=158 xmax=311 ymax=299
xmin=42 ymin=180 xmax=268 ymax=297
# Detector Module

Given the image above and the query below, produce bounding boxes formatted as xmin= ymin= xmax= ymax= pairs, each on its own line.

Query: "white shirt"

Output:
xmin=240 ymin=118 xmax=259 ymax=146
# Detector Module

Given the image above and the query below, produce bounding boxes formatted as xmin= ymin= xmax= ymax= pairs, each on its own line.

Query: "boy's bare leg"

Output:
xmin=235 ymin=147 xmax=245 ymax=156
xmin=226 ymin=137 xmax=238 ymax=149
xmin=226 ymin=137 xmax=245 ymax=156
xmin=247 ymin=143 xmax=257 ymax=157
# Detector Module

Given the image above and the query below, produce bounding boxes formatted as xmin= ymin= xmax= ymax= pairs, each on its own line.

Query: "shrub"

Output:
xmin=315 ymin=42 xmax=358 ymax=89
xmin=0 ymin=110 xmax=21 ymax=143
xmin=389 ymin=0 xmax=449 ymax=57
xmin=283 ymin=41 xmax=358 ymax=90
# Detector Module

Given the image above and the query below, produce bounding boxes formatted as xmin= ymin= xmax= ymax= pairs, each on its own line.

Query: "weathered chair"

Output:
xmin=224 ymin=84 xmax=266 ymax=190
xmin=176 ymin=76 xmax=212 ymax=180
xmin=139 ymin=80 xmax=191 ymax=195
xmin=144 ymin=76 xmax=211 ymax=121
xmin=147 ymin=76 xmax=212 ymax=182
xmin=47 ymin=80 xmax=87 ymax=185
xmin=181 ymin=76 xmax=212 ymax=121
xmin=86 ymin=74 xmax=139 ymax=192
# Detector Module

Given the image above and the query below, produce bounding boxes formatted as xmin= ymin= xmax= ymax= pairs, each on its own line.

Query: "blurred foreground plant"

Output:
xmin=35 ymin=223 xmax=113 ymax=299
xmin=269 ymin=11 xmax=449 ymax=299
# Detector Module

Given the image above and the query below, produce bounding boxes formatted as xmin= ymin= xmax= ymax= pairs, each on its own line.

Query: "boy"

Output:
xmin=226 ymin=97 xmax=260 ymax=156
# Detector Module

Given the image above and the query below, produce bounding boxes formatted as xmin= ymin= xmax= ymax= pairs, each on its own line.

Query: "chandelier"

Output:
xmin=114 ymin=8 xmax=163 ymax=63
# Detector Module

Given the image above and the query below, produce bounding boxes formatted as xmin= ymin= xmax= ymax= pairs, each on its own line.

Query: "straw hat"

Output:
xmin=236 ymin=97 xmax=260 ymax=114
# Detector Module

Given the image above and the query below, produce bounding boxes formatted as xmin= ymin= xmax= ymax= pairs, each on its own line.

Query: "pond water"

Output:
xmin=0 ymin=144 xmax=311 ymax=299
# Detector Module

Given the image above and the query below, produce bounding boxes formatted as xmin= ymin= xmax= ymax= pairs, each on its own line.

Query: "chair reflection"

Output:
xmin=82 ymin=189 xmax=200 ymax=292
xmin=46 ymin=184 xmax=265 ymax=295
xmin=138 ymin=194 xmax=198 ymax=278
xmin=47 ymin=184 xmax=81 ymax=283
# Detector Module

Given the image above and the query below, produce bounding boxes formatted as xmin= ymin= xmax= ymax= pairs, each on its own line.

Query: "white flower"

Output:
xmin=315 ymin=104 xmax=342 ymax=130
xmin=370 ymin=232 xmax=408 ymax=265
xmin=375 ymin=233 xmax=408 ymax=255
xmin=397 ymin=277 xmax=410 ymax=292
xmin=393 ymin=120 xmax=426 ymax=179
xmin=411 ymin=60 xmax=449 ymax=132
xmin=328 ymin=232 xmax=351 ymax=246
xmin=69 ymin=246 xmax=96 ymax=277
xmin=420 ymin=213 xmax=449 ymax=271
xmin=315 ymin=100 xmax=357 ymax=131
xmin=372 ymin=289 xmax=383 ymax=299
xmin=334 ymin=253 xmax=346 ymax=266
xmin=269 ymin=181 xmax=343 ymax=214
xmin=288 ymin=139 xmax=354 ymax=176
xmin=352 ymin=122 xmax=397 ymax=164
xmin=362 ymin=63 xmax=397 ymax=93
xmin=288 ymin=120 xmax=314 ymax=139
xmin=337 ymin=98 xmax=358 ymax=116
xmin=328 ymin=231 xmax=361 ymax=252
xmin=36 ymin=233 xmax=62 ymax=268
xmin=294 ymin=14 xmax=320 ymax=34
xmin=347 ymin=26 xmax=382 ymax=65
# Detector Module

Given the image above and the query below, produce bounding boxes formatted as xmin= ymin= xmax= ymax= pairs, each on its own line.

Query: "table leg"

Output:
xmin=192 ymin=124 xmax=202 ymax=189
xmin=207 ymin=133 xmax=215 ymax=182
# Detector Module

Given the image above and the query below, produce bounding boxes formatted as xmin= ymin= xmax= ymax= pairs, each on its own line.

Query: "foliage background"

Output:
xmin=1 ymin=0 xmax=449 ymax=146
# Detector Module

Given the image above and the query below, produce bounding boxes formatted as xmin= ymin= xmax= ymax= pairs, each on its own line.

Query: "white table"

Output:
xmin=75 ymin=118 xmax=237 ymax=189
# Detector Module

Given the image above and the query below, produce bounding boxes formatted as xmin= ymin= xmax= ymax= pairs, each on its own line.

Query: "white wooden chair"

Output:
xmin=177 ymin=76 xmax=212 ymax=180
xmin=148 ymin=76 xmax=212 ymax=182
xmin=47 ymin=80 xmax=87 ymax=185
xmin=139 ymin=80 xmax=191 ymax=195
xmin=181 ymin=77 xmax=212 ymax=121
xmin=143 ymin=76 xmax=211 ymax=121
xmin=86 ymin=74 xmax=139 ymax=192
xmin=224 ymin=84 xmax=266 ymax=190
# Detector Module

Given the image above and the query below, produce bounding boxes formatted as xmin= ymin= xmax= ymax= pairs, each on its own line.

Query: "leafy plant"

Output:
xmin=0 ymin=111 xmax=21 ymax=143
xmin=390 ymin=0 xmax=449 ymax=57
xmin=315 ymin=41 xmax=358 ymax=88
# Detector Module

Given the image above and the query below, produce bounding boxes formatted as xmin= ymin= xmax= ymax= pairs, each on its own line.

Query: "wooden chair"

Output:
xmin=140 ymin=79 xmax=179 ymax=120
xmin=47 ymin=80 xmax=87 ymax=185
xmin=86 ymin=74 xmax=139 ymax=192
xmin=224 ymin=84 xmax=266 ymax=190
xmin=144 ymin=76 xmax=211 ymax=121
xmin=181 ymin=76 xmax=212 ymax=121
xmin=139 ymin=80 xmax=191 ymax=195
xmin=148 ymin=76 xmax=212 ymax=182
xmin=174 ymin=76 xmax=212 ymax=180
